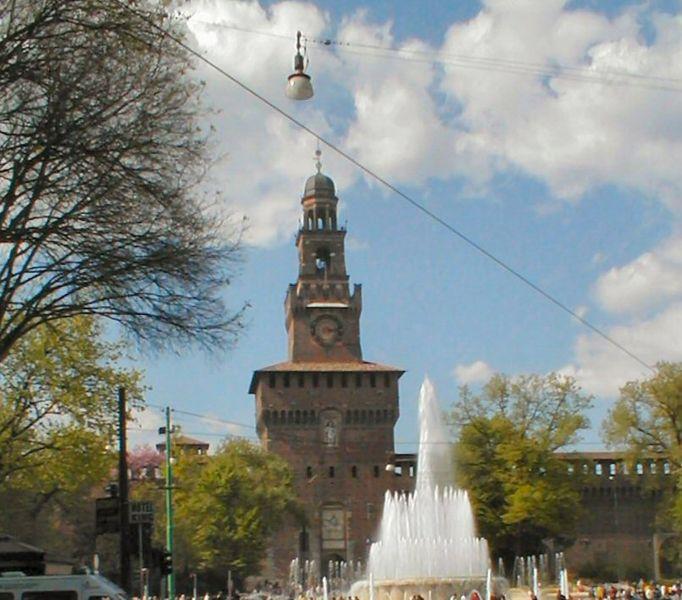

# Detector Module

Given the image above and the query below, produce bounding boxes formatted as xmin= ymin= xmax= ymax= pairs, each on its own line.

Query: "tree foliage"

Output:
xmin=0 ymin=0 xmax=245 ymax=363
xmin=172 ymin=440 xmax=299 ymax=585
xmin=0 ymin=315 xmax=143 ymax=486
xmin=452 ymin=373 xmax=592 ymax=560
xmin=0 ymin=315 xmax=143 ymax=563
xmin=604 ymin=362 xmax=682 ymax=469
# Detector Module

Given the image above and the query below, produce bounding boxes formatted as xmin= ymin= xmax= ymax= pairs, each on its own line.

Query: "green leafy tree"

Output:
xmin=604 ymin=362 xmax=682 ymax=468
xmin=172 ymin=440 xmax=299 ymax=587
xmin=452 ymin=373 xmax=592 ymax=561
xmin=0 ymin=315 xmax=143 ymax=559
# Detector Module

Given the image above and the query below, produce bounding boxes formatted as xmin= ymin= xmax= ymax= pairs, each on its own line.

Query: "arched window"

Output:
xmin=272 ymin=411 xmax=278 ymax=425
xmin=310 ymin=410 xmax=316 ymax=423
xmin=353 ymin=410 xmax=359 ymax=424
xmin=287 ymin=411 xmax=293 ymax=424
xmin=263 ymin=410 xmax=270 ymax=424
xmin=368 ymin=411 xmax=374 ymax=424
xmin=306 ymin=466 xmax=313 ymax=479
xmin=280 ymin=410 xmax=286 ymax=423
xmin=361 ymin=410 xmax=367 ymax=424
xmin=302 ymin=410 xmax=308 ymax=424
xmin=345 ymin=410 xmax=351 ymax=424
xmin=351 ymin=465 xmax=358 ymax=478
xmin=295 ymin=410 xmax=301 ymax=424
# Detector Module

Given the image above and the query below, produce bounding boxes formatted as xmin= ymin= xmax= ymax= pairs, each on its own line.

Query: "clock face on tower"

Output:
xmin=311 ymin=315 xmax=343 ymax=347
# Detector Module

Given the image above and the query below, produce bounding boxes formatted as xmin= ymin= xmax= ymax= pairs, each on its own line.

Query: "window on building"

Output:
xmin=366 ymin=502 xmax=375 ymax=519
xmin=567 ymin=464 xmax=574 ymax=475
xmin=345 ymin=410 xmax=351 ymax=424
xmin=298 ymin=372 xmax=305 ymax=387
xmin=310 ymin=410 xmax=316 ymax=424
xmin=636 ymin=463 xmax=644 ymax=475
xmin=268 ymin=373 xmax=276 ymax=388
xmin=355 ymin=373 xmax=362 ymax=387
xmin=353 ymin=410 xmax=359 ymax=424
xmin=370 ymin=374 xmax=376 ymax=387
xmin=329 ymin=466 xmax=335 ymax=478
xmin=287 ymin=411 xmax=293 ymax=424
xmin=302 ymin=410 xmax=308 ymax=424
xmin=351 ymin=465 xmax=357 ymax=478
xmin=283 ymin=372 xmax=290 ymax=388
xmin=295 ymin=410 xmax=301 ymax=424
xmin=609 ymin=463 xmax=617 ymax=476
xmin=341 ymin=373 xmax=348 ymax=388
xmin=373 ymin=465 xmax=380 ymax=478
xmin=263 ymin=410 xmax=270 ymax=425
xmin=664 ymin=462 xmax=671 ymax=475
xmin=306 ymin=466 xmax=313 ymax=479
xmin=595 ymin=463 xmax=603 ymax=476
xmin=409 ymin=464 xmax=415 ymax=477
xmin=327 ymin=373 xmax=333 ymax=388
xmin=651 ymin=462 xmax=657 ymax=474
xmin=313 ymin=374 xmax=319 ymax=387
xmin=384 ymin=373 xmax=390 ymax=387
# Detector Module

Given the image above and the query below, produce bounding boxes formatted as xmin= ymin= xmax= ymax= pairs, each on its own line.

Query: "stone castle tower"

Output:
xmin=249 ymin=153 xmax=405 ymax=578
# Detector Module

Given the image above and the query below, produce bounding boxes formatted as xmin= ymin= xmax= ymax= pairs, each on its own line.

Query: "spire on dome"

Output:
xmin=303 ymin=145 xmax=336 ymax=199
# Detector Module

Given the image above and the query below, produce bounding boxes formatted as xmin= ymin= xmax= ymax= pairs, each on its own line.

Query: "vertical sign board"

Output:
xmin=130 ymin=501 xmax=154 ymax=524
xmin=95 ymin=497 xmax=120 ymax=535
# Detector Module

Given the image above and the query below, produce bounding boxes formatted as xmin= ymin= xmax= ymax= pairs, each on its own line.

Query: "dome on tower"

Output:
xmin=303 ymin=171 xmax=335 ymax=199
xmin=303 ymin=148 xmax=336 ymax=199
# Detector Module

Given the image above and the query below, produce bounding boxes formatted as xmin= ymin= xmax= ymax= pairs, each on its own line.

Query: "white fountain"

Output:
xmin=351 ymin=378 xmax=504 ymax=600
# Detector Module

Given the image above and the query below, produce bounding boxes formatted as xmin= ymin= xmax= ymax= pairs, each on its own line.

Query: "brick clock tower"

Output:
xmin=249 ymin=152 xmax=404 ymax=578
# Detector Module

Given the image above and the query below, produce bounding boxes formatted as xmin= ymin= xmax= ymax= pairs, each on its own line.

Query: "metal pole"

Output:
xmin=192 ymin=573 xmax=197 ymax=600
xmin=138 ymin=523 xmax=144 ymax=598
xmin=118 ymin=387 xmax=131 ymax=593
xmin=165 ymin=407 xmax=176 ymax=599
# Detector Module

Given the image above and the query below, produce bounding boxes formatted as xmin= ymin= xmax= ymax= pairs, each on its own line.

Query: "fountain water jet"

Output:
xmin=351 ymin=379 xmax=506 ymax=600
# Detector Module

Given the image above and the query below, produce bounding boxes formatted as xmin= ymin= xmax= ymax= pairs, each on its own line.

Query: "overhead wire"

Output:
xmin=115 ymin=1 xmax=655 ymax=376
xmin=189 ymin=19 xmax=682 ymax=93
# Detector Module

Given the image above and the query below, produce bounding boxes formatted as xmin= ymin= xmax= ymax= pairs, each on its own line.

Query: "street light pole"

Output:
xmin=164 ymin=407 xmax=175 ymax=599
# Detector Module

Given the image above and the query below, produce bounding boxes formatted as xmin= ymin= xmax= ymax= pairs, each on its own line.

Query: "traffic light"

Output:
xmin=160 ymin=551 xmax=173 ymax=576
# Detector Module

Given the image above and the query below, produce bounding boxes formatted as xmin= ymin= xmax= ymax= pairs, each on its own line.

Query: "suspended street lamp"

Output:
xmin=286 ymin=30 xmax=313 ymax=100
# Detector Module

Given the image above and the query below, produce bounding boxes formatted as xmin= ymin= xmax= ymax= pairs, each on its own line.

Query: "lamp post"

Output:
xmin=159 ymin=408 xmax=176 ymax=600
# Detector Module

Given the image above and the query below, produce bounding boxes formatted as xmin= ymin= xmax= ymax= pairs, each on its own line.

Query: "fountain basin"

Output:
xmin=350 ymin=576 xmax=509 ymax=600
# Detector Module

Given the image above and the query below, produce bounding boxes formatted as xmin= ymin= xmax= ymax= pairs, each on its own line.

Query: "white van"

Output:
xmin=0 ymin=573 xmax=128 ymax=600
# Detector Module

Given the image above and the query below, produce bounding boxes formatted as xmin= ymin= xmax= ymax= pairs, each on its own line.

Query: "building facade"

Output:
xmin=249 ymin=157 xmax=404 ymax=579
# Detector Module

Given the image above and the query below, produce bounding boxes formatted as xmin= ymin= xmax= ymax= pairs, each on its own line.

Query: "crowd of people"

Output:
xmin=583 ymin=583 xmax=682 ymax=600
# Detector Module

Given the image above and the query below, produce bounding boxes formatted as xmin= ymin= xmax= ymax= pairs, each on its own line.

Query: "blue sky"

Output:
xmin=129 ymin=0 xmax=682 ymax=453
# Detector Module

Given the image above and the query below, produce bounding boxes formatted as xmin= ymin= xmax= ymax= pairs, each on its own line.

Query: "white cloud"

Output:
xmin=438 ymin=1 xmax=682 ymax=207
xmin=594 ymin=233 xmax=682 ymax=315
xmin=453 ymin=360 xmax=494 ymax=384
xmin=561 ymin=302 xmax=682 ymax=397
